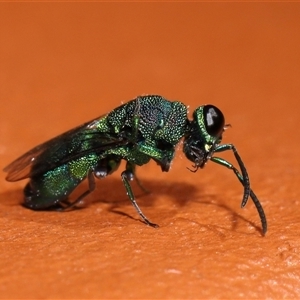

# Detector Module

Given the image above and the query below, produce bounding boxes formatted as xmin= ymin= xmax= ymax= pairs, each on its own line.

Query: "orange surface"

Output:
xmin=1 ymin=2 xmax=300 ymax=299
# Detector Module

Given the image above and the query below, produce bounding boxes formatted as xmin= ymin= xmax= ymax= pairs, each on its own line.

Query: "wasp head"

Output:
xmin=183 ymin=105 xmax=225 ymax=171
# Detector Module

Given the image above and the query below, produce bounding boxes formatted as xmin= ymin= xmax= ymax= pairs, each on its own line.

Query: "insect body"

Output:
xmin=4 ymin=95 xmax=267 ymax=234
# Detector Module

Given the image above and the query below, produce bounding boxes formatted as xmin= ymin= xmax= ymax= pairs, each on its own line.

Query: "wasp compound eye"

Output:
xmin=203 ymin=105 xmax=225 ymax=137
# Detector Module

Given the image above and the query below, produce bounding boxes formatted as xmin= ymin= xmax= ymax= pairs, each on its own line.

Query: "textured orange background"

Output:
xmin=1 ymin=3 xmax=300 ymax=299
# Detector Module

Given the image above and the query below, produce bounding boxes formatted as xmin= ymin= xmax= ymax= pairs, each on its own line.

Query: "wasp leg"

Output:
xmin=121 ymin=166 xmax=158 ymax=228
xmin=214 ymin=144 xmax=250 ymax=207
xmin=125 ymin=161 xmax=149 ymax=194
xmin=94 ymin=156 xmax=122 ymax=178
xmin=211 ymin=155 xmax=267 ymax=235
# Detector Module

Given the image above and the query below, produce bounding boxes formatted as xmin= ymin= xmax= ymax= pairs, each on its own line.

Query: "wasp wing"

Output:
xmin=4 ymin=116 xmax=129 ymax=181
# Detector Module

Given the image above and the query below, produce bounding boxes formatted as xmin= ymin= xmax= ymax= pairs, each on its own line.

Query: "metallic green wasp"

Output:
xmin=4 ymin=95 xmax=267 ymax=234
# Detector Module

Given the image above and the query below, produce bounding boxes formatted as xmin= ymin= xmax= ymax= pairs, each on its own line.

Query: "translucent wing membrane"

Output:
xmin=4 ymin=144 xmax=48 ymax=181
xmin=4 ymin=116 xmax=128 ymax=181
